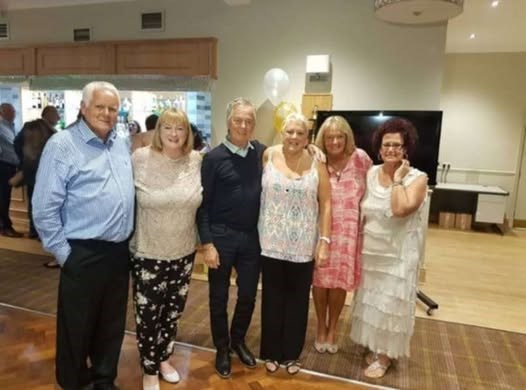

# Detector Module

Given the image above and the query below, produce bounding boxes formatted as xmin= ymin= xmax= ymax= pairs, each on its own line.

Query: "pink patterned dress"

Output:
xmin=312 ymin=148 xmax=372 ymax=291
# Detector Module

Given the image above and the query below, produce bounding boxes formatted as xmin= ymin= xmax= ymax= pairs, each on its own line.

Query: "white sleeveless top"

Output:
xmin=258 ymin=151 xmax=319 ymax=263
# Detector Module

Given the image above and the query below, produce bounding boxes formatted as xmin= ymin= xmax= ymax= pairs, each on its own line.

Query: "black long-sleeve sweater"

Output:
xmin=197 ymin=141 xmax=266 ymax=244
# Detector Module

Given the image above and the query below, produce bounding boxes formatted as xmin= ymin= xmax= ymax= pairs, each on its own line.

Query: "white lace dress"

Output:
xmin=350 ymin=165 xmax=426 ymax=359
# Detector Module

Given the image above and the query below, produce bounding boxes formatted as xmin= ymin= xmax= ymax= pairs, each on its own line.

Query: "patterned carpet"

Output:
xmin=1 ymin=248 xmax=525 ymax=389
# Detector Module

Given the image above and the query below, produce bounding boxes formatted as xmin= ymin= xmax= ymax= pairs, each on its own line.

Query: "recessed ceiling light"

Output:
xmin=491 ymin=0 xmax=499 ymax=7
xmin=469 ymin=33 xmax=476 ymax=39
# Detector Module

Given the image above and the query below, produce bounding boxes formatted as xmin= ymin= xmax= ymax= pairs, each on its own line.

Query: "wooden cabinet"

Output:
xmin=116 ymin=38 xmax=217 ymax=78
xmin=0 ymin=38 xmax=217 ymax=77
xmin=36 ymin=44 xmax=115 ymax=75
xmin=0 ymin=48 xmax=35 ymax=75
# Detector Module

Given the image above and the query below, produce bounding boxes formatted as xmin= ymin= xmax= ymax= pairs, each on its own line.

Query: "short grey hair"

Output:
xmin=281 ymin=112 xmax=308 ymax=132
xmin=82 ymin=81 xmax=120 ymax=107
xmin=225 ymin=97 xmax=256 ymax=125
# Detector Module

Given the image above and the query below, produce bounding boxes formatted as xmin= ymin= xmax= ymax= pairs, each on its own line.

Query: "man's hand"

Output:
xmin=306 ymin=144 xmax=326 ymax=163
xmin=202 ymin=243 xmax=220 ymax=269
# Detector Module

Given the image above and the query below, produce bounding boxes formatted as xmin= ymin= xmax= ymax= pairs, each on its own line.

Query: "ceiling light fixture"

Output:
xmin=491 ymin=1 xmax=499 ymax=7
xmin=469 ymin=33 xmax=476 ymax=39
xmin=374 ymin=0 xmax=464 ymax=24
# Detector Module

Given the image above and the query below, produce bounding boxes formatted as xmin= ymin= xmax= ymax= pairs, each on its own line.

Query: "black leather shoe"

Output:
xmin=215 ymin=348 xmax=231 ymax=378
xmin=2 ymin=227 xmax=22 ymax=238
xmin=94 ymin=383 xmax=119 ymax=390
xmin=231 ymin=342 xmax=256 ymax=368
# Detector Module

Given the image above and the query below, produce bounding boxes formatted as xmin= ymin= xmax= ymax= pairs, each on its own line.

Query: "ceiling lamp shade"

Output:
xmin=374 ymin=0 xmax=464 ymax=24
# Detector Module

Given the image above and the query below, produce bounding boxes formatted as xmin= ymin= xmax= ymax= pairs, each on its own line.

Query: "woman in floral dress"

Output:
xmin=130 ymin=109 xmax=203 ymax=390
xmin=312 ymin=116 xmax=372 ymax=354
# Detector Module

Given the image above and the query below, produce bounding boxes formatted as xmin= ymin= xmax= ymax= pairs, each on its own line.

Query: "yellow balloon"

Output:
xmin=273 ymin=102 xmax=298 ymax=133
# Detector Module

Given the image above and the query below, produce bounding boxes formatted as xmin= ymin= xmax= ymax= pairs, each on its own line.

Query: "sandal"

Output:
xmin=264 ymin=360 xmax=279 ymax=373
xmin=314 ymin=341 xmax=327 ymax=353
xmin=365 ymin=351 xmax=376 ymax=365
xmin=364 ymin=359 xmax=391 ymax=379
xmin=285 ymin=360 xmax=302 ymax=375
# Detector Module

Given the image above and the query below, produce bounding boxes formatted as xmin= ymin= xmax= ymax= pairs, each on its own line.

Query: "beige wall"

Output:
xmin=2 ymin=0 xmax=446 ymax=145
xmin=440 ymin=53 xmax=526 ymax=221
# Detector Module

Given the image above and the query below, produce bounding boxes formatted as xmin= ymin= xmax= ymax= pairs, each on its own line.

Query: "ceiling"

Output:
xmin=0 ymin=0 xmax=524 ymax=54
xmin=446 ymin=0 xmax=526 ymax=53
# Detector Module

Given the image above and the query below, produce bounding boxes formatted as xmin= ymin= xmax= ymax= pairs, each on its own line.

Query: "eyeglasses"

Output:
xmin=381 ymin=142 xmax=404 ymax=150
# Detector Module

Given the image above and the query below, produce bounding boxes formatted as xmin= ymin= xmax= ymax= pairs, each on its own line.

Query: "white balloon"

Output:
xmin=263 ymin=68 xmax=290 ymax=106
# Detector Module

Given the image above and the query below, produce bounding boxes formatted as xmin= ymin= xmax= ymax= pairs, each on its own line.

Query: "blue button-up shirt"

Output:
xmin=32 ymin=119 xmax=135 ymax=265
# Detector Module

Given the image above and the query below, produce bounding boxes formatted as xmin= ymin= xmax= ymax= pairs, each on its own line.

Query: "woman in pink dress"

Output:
xmin=312 ymin=116 xmax=372 ymax=354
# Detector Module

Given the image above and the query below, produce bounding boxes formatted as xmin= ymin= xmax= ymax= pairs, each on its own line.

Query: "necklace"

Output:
xmin=328 ymin=157 xmax=349 ymax=182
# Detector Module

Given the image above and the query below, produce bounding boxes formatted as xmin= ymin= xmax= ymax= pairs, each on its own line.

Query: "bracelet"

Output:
xmin=392 ymin=181 xmax=403 ymax=187
xmin=319 ymin=236 xmax=331 ymax=244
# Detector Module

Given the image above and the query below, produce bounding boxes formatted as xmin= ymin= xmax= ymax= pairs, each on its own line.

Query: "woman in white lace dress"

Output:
xmin=350 ymin=118 xmax=428 ymax=379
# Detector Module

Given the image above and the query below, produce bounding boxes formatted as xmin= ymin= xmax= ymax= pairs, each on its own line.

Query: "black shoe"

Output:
xmin=2 ymin=227 xmax=23 ymax=238
xmin=231 ymin=342 xmax=256 ymax=368
xmin=215 ymin=348 xmax=231 ymax=378
xmin=94 ymin=383 xmax=119 ymax=390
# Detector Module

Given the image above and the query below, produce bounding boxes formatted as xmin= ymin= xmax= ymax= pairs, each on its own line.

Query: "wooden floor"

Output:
xmin=0 ymin=305 xmax=376 ymax=390
xmin=0 ymin=225 xmax=525 ymax=389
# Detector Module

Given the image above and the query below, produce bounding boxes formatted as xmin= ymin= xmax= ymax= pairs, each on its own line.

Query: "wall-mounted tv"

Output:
xmin=315 ymin=110 xmax=442 ymax=186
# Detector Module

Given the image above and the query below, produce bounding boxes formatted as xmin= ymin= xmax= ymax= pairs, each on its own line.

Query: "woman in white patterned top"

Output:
xmin=130 ymin=109 xmax=203 ymax=390
xmin=258 ymin=113 xmax=331 ymax=375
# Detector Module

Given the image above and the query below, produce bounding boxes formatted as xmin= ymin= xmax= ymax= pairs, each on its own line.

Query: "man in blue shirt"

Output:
xmin=32 ymin=81 xmax=134 ymax=390
xmin=0 ymin=102 xmax=22 ymax=237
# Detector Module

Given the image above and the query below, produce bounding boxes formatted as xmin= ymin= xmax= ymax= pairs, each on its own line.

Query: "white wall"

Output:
xmin=1 ymin=0 xmax=447 ymax=145
xmin=440 ymin=53 xmax=526 ymax=221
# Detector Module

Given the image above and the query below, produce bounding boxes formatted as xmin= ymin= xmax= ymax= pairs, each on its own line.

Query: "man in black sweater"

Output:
xmin=197 ymin=97 xmax=264 ymax=378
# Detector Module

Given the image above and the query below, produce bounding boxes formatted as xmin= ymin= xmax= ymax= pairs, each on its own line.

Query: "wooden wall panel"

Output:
xmin=116 ymin=38 xmax=217 ymax=78
xmin=0 ymin=48 xmax=35 ymax=75
xmin=36 ymin=44 xmax=115 ymax=75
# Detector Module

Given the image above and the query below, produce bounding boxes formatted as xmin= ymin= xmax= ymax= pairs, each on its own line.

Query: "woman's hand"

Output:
xmin=202 ymin=243 xmax=220 ymax=269
xmin=306 ymin=144 xmax=326 ymax=163
xmin=315 ymin=240 xmax=329 ymax=267
xmin=394 ymin=159 xmax=410 ymax=183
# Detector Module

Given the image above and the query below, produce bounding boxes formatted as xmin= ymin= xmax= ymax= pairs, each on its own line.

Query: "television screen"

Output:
xmin=315 ymin=110 xmax=442 ymax=185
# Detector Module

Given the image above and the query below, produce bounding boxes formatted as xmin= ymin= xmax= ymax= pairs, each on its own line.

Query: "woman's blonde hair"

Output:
xmin=151 ymin=108 xmax=194 ymax=155
xmin=281 ymin=112 xmax=309 ymax=133
xmin=315 ymin=115 xmax=356 ymax=156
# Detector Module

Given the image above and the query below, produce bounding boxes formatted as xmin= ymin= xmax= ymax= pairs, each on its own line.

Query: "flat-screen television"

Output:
xmin=315 ymin=110 xmax=442 ymax=185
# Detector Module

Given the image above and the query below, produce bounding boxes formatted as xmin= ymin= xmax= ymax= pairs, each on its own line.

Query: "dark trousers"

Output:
xmin=56 ymin=239 xmax=130 ymax=390
xmin=131 ymin=253 xmax=195 ymax=375
xmin=260 ymin=256 xmax=314 ymax=363
xmin=0 ymin=161 xmax=15 ymax=230
xmin=26 ymin=182 xmax=36 ymax=235
xmin=208 ymin=224 xmax=261 ymax=350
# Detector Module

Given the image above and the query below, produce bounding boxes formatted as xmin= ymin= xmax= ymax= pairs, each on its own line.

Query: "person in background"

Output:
xmin=311 ymin=116 xmax=372 ymax=354
xmin=190 ymin=123 xmax=211 ymax=153
xmin=13 ymin=119 xmax=56 ymax=242
xmin=0 ymin=103 xmax=22 ymax=238
xmin=128 ymin=120 xmax=141 ymax=136
xmin=132 ymin=113 xmax=158 ymax=151
xmin=32 ymin=81 xmax=134 ymax=390
xmin=350 ymin=117 xmax=428 ymax=379
xmin=130 ymin=108 xmax=202 ymax=390
xmin=258 ymin=113 xmax=331 ymax=375
xmin=41 ymin=105 xmax=61 ymax=128
xmin=197 ymin=97 xmax=264 ymax=379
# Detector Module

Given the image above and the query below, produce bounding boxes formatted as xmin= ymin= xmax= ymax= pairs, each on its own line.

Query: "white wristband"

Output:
xmin=319 ymin=236 xmax=331 ymax=244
